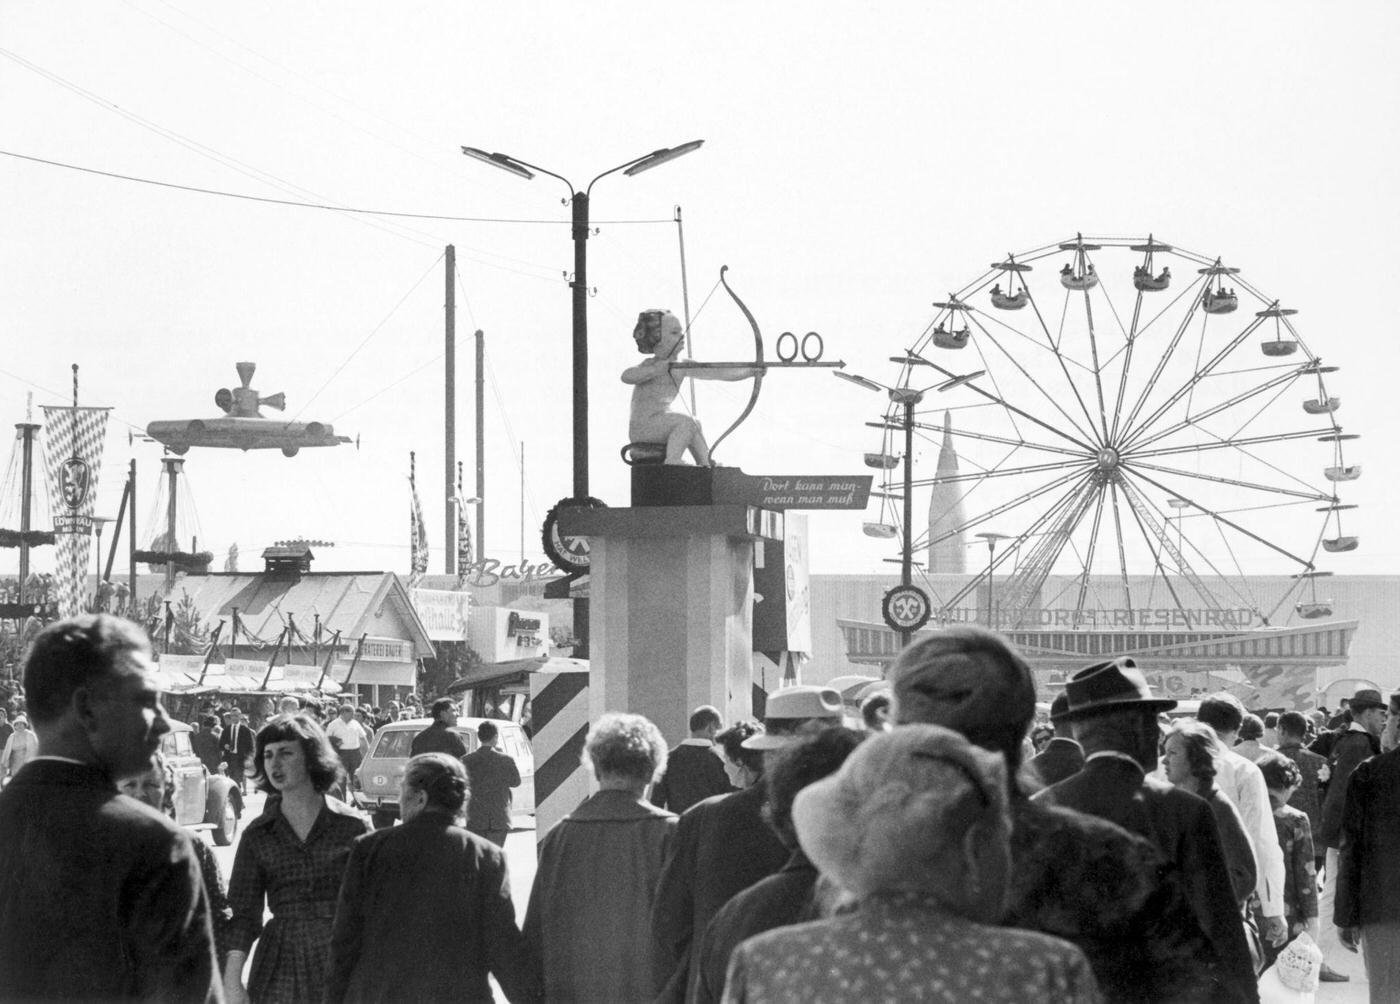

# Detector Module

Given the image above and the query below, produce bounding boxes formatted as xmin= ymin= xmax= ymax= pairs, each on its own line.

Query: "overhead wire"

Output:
xmin=0 ymin=150 xmax=672 ymax=228
xmin=0 ymin=48 xmax=445 ymax=251
xmin=291 ymin=251 xmax=444 ymax=421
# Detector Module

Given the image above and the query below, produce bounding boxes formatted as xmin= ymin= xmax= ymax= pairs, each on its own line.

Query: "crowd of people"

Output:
xmin=0 ymin=612 xmax=1395 ymax=1002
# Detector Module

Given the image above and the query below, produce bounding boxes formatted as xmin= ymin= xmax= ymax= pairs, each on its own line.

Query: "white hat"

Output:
xmin=742 ymin=686 xmax=844 ymax=750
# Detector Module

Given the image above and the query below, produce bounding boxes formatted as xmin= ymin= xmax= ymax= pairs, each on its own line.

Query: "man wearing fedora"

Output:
xmin=1315 ymin=686 xmax=1387 ymax=981
xmin=1028 ymin=693 xmax=1084 ymax=787
xmin=1036 ymin=657 xmax=1258 ymax=1004
xmin=1334 ymin=690 xmax=1400 ymax=1002
xmin=651 ymin=685 xmax=843 ymax=1003
xmin=891 ymin=628 xmax=1237 ymax=1003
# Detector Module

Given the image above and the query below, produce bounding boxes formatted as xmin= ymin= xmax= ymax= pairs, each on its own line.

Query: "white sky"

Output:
xmin=1 ymin=1 xmax=1397 ymax=590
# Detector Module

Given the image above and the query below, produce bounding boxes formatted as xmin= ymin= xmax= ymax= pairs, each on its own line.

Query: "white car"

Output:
xmin=354 ymin=717 xmax=535 ymax=828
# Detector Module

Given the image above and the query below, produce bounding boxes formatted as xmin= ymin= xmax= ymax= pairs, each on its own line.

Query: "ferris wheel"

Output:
xmin=855 ymin=234 xmax=1359 ymax=629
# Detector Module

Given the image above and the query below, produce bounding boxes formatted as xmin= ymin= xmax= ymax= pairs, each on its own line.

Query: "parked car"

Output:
xmin=160 ymin=720 xmax=244 ymax=846
xmin=355 ymin=717 xmax=535 ymax=829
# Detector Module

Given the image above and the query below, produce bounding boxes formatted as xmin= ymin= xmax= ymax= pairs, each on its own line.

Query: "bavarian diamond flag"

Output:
xmin=42 ymin=405 xmax=112 ymax=617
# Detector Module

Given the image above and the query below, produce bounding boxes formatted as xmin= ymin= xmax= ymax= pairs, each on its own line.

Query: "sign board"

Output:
xmin=713 ymin=469 xmax=872 ymax=511
xmin=410 ymin=588 xmax=472 ymax=641
xmin=469 ymin=605 xmax=550 ymax=662
xmin=754 ymin=515 xmax=811 ymax=655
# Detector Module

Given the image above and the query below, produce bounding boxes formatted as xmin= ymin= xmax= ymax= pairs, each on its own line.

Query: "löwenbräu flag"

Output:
xmin=41 ymin=405 xmax=112 ymax=618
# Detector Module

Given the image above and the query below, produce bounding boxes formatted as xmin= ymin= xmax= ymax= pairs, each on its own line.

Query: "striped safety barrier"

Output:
xmin=529 ymin=664 xmax=591 ymax=844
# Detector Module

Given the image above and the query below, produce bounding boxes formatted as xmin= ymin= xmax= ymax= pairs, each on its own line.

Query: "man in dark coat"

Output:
xmin=1036 ymin=657 xmax=1258 ymax=1004
xmin=1029 ymin=693 xmax=1085 ymax=787
xmin=1316 ymin=686 xmax=1385 ymax=980
xmin=462 ymin=720 xmax=521 ymax=847
xmin=191 ymin=714 xmax=222 ymax=777
xmin=1335 ymin=723 xmax=1400 ymax=1002
xmin=326 ymin=752 xmax=535 ymax=1003
xmin=894 ymin=628 xmax=1247 ymax=1004
xmin=219 ymin=705 xmax=255 ymax=794
xmin=411 ymin=698 xmax=468 ymax=759
xmin=652 ymin=687 xmax=844 ymax=1003
xmin=651 ymin=705 xmax=732 ymax=814
xmin=0 ymin=614 xmax=219 ymax=1002
xmin=692 ymin=725 xmax=864 ymax=1004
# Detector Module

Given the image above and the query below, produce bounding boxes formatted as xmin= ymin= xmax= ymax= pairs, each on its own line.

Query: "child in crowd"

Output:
xmin=1257 ymin=750 xmax=1318 ymax=964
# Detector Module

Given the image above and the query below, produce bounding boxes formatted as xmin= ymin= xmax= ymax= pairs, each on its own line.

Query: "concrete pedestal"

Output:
xmin=558 ymin=505 xmax=783 ymax=735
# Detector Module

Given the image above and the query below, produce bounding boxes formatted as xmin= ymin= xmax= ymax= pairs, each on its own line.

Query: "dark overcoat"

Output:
xmin=325 ymin=811 xmax=535 ymax=1003
xmin=0 ymin=759 xmax=218 ymax=1001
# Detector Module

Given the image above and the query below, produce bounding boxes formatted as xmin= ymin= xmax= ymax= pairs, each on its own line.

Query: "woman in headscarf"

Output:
xmin=224 ymin=713 xmax=371 ymax=1004
xmin=723 ymin=724 xmax=1101 ymax=1003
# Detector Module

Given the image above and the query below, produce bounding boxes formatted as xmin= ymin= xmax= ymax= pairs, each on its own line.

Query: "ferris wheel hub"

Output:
xmin=1095 ymin=447 xmax=1120 ymax=470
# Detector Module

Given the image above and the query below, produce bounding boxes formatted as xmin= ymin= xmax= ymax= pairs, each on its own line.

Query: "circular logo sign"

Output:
xmin=542 ymin=496 xmax=607 ymax=575
xmin=882 ymin=584 xmax=932 ymax=634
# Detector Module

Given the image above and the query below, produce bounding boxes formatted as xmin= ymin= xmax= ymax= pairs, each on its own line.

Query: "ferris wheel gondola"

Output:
xmin=1295 ymin=571 xmax=1334 ymax=619
xmin=1059 ymin=234 xmax=1101 ymax=291
xmin=863 ymin=232 xmax=1358 ymax=630
xmin=1131 ymin=236 xmax=1173 ymax=291
xmin=990 ymin=257 xmax=1032 ymax=310
xmin=1319 ymin=501 xmax=1359 ymax=553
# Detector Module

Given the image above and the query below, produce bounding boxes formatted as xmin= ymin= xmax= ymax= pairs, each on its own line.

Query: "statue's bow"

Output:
xmin=706 ymin=265 xmax=763 ymax=460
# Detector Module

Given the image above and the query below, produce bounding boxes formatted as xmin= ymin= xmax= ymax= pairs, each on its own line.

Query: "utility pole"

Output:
xmin=445 ymin=245 xmax=456 ymax=575
xmin=15 ymin=417 xmax=37 ymax=604
xmin=128 ymin=460 xmax=136 ymax=605
xmin=162 ymin=457 xmax=182 ymax=594
xmin=476 ymin=329 xmax=485 ymax=565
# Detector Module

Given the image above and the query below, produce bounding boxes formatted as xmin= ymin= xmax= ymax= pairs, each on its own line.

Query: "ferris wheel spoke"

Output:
xmin=1108 ymin=480 xmax=1134 ymax=610
xmin=907 ymin=456 xmax=1090 ymax=489
xmin=1125 ymin=426 xmax=1338 ymax=459
xmin=923 ymin=468 xmax=1088 ymax=550
xmin=1114 ymin=289 xmax=1209 ymax=440
xmin=1120 ymin=314 xmax=1269 ymax=452
xmin=941 ymin=472 xmax=1095 ymax=614
xmin=918 ymin=423 xmax=1086 ymax=458
xmin=1071 ymin=484 xmax=1110 ymax=626
xmin=913 ymin=356 xmax=1097 ymax=453
xmin=1125 ymin=368 xmax=1302 ymax=452
xmin=1000 ymin=476 xmax=1103 ymax=626
xmin=1079 ymin=289 xmax=1113 ymax=442
xmin=1125 ymin=473 xmax=1268 ymax=617
xmin=1116 ymin=476 xmax=1203 ymax=618
xmin=967 ymin=314 xmax=1100 ymax=444
xmin=1131 ymin=421 xmax=1337 ymax=499
xmin=1122 ymin=466 xmax=1318 ymax=570
xmin=1123 ymin=460 xmax=1329 ymax=503
xmin=1021 ymin=284 xmax=1106 ymax=438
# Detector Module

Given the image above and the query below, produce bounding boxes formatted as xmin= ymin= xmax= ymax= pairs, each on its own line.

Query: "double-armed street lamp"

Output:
xmin=835 ymin=359 xmax=985 ymax=645
xmin=460 ymin=141 xmax=704 ymax=502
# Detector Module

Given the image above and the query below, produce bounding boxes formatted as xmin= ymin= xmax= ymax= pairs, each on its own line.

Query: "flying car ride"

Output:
xmin=146 ymin=362 xmax=352 ymax=457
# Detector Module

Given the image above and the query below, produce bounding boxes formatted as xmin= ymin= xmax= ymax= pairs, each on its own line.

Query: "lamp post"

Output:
xmin=975 ymin=531 xmax=1010 ymax=628
xmin=91 ymin=516 xmax=112 ymax=586
xmin=462 ymin=142 xmax=702 ymax=662
xmin=835 ymin=360 xmax=986 ymax=646
xmin=461 ymin=141 xmax=704 ymax=502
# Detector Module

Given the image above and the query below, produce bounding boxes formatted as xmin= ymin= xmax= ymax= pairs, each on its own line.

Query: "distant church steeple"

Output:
xmin=927 ymin=410 xmax=966 ymax=573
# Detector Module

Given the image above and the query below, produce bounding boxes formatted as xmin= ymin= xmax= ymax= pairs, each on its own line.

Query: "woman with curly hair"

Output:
xmin=524 ymin=712 xmax=676 ymax=1003
xmin=1163 ymin=719 xmax=1257 ymax=908
xmin=224 ymin=713 xmax=371 ymax=1004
